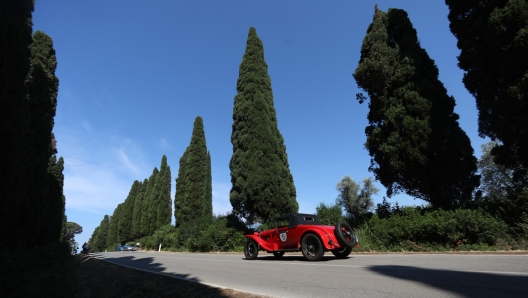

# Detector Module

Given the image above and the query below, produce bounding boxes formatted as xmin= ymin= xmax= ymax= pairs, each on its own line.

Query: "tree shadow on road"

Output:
xmin=368 ymin=265 xmax=528 ymax=298
xmin=84 ymin=254 xmax=239 ymax=298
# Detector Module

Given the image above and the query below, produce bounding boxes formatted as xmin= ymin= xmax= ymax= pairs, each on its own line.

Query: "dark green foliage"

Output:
xmin=374 ymin=197 xmax=401 ymax=220
xmin=315 ymin=202 xmax=345 ymax=225
xmin=176 ymin=218 xmax=209 ymax=251
xmin=475 ymin=141 xmax=528 ymax=225
xmin=132 ymin=179 xmax=148 ymax=238
xmin=107 ymin=204 xmax=123 ymax=245
xmin=175 ymin=117 xmax=212 ymax=227
xmin=366 ymin=207 xmax=509 ymax=250
xmin=230 ymin=27 xmax=298 ymax=224
xmin=26 ymin=31 xmax=61 ymax=247
xmin=446 ymin=0 xmax=528 ymax=180
xmin=118 ymin=181 xmax=139 ymax=243
xmin=0 ymin=0 xmax=34 ymax=249
xmin=196 ymin=216 xmax=246 ymax=252
xmin=141 ymin=168 xmax=158 ymax=235
xmin=93 ymin=215 xmax=109 ymax=251
xmin=156 ymin=155 xmax=172 ymax=228
xmin=47 ymin=156 xmax=66 ymax=243
xmin=202 ymin=152 xmax=213 ymax=220
xmin=63 ymin=222 xmax=83 ymax=241
xmin=353 ymin=7 xmax=479 ymax=209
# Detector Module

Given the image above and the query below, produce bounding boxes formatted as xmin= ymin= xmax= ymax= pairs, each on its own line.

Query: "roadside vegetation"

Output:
xmin=2 ymin=1 xmax=528 ymax=297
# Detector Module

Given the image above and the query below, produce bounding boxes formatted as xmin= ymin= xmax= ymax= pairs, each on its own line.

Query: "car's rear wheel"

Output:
xmin=301 ymin=233 xmax=324 ymax=261
xmin=272 ymin=251 xmax=284 ymax=258
xmin=244 ymin=239 xmax=258 ymax=260
xmin=334 ymin=222 xmax=357 ymax=248
xmin=331 ymin=247 xmax=352 ymax=258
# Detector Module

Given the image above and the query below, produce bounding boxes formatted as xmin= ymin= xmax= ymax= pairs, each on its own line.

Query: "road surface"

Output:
xmin=94 ymin=251 xmax=528 ymax=297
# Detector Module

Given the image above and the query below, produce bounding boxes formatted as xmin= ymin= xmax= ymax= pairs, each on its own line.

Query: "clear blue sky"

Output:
xmin=32 ymin=1 xmax=488 ymax=247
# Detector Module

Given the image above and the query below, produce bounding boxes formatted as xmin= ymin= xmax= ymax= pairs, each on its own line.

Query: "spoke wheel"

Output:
xmin=244 ymin=239 xmax=258 ymax=260
xmin=334 ymin=222 xmax=357 ymax=248
xmin=301 ymin=234 xmax=324 ymax=261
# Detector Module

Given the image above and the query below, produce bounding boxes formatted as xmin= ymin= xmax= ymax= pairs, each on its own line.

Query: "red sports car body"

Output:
xmin=244 ymin=213 xmax=358 ymax=261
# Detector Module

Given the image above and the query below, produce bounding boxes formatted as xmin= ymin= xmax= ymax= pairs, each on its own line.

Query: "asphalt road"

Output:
xmin=94 ymin=251 xmax=528 ymax=297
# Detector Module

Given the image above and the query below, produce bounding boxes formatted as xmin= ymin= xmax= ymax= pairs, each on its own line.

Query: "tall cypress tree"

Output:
xmin=175 ymin=116 xmax=212 ymax=226
xmin=119 ymin=181 xmax=138 ymax=242
xmin=230 ymin=27 xmax=298 ymax=224
xmin=132 ymin=179 xmax=147 ymax=238
xmin=46 ymin=156 xmax=66 ymax=243
xmin=26 ymin=31 xmax=61 ymax=246
xmin=141 ymin=168 xmax=158 ymax=235
xmin=0 ymin=0 xmax=34 ymax=249
xmin=95 ymin=215 xmax=110 ymax=251
xmin=353 ymin=7 xmax=479 ymax=209
xmin=156 ymin=155 xmax=172 ymax=228
xmin=445 ymin=0 xmax=528 ymax=184
xmin=203 ymin=152 xmax=213 ymax=220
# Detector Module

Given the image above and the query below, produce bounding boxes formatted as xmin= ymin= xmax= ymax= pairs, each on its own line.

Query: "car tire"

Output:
xmin=334 ymin=222 xmax=357 ymax=248
xmin=301 ymin=233 xmax=324 ymax=261
xmin=244 ymin=239 xmax=259 ymax=260
xmin=272 ymin=251 xmax=285 ymax=259
xmin=331 ymin=247 xmax=352 ymax=258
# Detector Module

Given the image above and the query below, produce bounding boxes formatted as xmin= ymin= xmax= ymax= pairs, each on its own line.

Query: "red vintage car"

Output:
xmin=244 ymin=213 xmax=358 ymax=261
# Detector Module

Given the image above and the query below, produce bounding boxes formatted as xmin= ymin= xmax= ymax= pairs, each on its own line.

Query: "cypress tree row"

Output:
xmin=0 ymin=0 xmax=34 ymax=249
xmin=353 ymin=7 xmax=479 ymax=209
xmin=156 ymin=155 xmax=172 ymax=228
xmin=175 ymin=116 xmax=212 ymax=227
xmin=230 ymin=27 xmax=298 ymax=224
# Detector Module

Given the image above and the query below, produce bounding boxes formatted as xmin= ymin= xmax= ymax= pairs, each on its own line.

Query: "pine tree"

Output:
xmin=353 ymin=7 xmax=479 ymax=209
xmin=175 ymin=117 xmax=212 ymax=226
xmin=0 ymin=0 xmax=34 ymax=249
xmin=446 ymin=0 xmax=528 ymax=179
xmin=156 ymin=155 xmax=172 ymax=228
xmin=230 ymin=27 xmax=298 ymax=224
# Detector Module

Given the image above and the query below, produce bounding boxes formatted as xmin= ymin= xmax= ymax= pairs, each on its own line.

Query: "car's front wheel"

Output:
xmin=244 ymin=239 xmax=259 ymax=260
xmin=331 ymin=247 xmax=352 ymax=258
xmin=301 ymin=233 xmax=324 ymax=261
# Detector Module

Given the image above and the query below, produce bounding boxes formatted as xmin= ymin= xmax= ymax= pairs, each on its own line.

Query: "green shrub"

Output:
xmin=362 ymin=207 xmax=509 ymax=251
xmin=197 ymin=217 xmax=245 ymax=252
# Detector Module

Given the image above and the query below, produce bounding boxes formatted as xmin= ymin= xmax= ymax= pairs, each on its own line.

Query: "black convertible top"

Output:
xmin=277 ymin=213 xmax=321 ymax=228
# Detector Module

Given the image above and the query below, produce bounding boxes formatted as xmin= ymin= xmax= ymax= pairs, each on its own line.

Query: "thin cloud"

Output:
xmin=160 ymin=137 xmax=173 ymax=150
xmin=116 ymin=147 xmax=141 ymax=176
